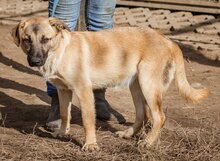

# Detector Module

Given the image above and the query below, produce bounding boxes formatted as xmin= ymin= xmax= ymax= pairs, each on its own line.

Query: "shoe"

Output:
xmin=94 ymin=89 xmax=126 ymax=124
xmin=45 ymin=93 xmax=61 ymax=131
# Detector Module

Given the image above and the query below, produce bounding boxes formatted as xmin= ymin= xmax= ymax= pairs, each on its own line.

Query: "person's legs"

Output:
xmin=46 ymin=0 xmax=81 ymax=130
xmin=85 ymin=0 xmax=115 ymax=31
xmin=85 ymin=0 xmax=125 ymax=123
xmin=48 ymin=0 xmax=81 ymax=31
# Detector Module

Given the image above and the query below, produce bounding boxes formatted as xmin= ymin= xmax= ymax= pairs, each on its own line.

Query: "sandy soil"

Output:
xmin=0 ymin=22 xmax=220 ymax=161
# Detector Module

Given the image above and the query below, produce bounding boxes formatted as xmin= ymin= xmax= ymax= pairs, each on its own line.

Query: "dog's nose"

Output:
xmin=31 ymin=57 xmax=41 ymax=64
xmin=28 ymin=56 xmax=42 ymax=66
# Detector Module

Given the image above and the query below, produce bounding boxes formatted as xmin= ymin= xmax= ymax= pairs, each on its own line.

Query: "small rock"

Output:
xmin=191 ymin=82 xmax=202 ymax=88
xmin=197 ymin=46 xmax=203 ymax=50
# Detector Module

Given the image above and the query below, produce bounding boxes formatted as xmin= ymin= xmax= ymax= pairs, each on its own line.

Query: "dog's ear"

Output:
xmin=11 ymin=21 xmax=25 ymax=47
xmin=49 ymin=17 xmax=70 ymax=32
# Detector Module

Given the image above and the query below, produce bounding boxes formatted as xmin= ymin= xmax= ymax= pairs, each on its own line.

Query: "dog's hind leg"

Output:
xmin=53 ymin=89 xmax=72 ymax=137
xmin=137 ymin=63 xmax=165 ymax=147
xmin=116 ymin=77 xmax=147 ymax=138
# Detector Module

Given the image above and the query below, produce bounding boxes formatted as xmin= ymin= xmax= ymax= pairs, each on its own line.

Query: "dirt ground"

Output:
xmin=0 ymin=15 xmax=220 ymax=161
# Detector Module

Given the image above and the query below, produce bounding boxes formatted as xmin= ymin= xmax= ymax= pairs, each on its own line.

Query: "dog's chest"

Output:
xmin=40 ymin=59 xmax=71 ymax=90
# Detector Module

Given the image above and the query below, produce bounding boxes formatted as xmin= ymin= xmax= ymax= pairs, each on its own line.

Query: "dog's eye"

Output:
xmin=41 ymin=36 xmax=51 ymax=44
xmin=22 ymin=36 xmax=32 ymax=44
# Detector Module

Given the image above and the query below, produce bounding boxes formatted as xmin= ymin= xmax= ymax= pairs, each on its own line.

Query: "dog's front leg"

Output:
xmin=75 ymin=85 xmax=99 ymax=152
xmin=53 ymin=89 xmax=72 ymax=137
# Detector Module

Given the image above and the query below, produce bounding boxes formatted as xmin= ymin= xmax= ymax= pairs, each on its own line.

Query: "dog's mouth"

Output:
xmin=28 ymin=61 xmax=44 ymax=67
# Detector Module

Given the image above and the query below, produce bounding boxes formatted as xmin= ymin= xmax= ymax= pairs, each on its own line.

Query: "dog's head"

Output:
xmin=12 ymin=17 xmax=70 ymax=67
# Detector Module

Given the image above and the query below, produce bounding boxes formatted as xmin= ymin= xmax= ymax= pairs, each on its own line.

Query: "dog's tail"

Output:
xmin=173 ymin=44 xmax=209 ymax=104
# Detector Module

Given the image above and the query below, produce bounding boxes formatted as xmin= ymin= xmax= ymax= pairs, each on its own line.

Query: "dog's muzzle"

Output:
xmin=27 ymin=55 xmax=43 ymax=67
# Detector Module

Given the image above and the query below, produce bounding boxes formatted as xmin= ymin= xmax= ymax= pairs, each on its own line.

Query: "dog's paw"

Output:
xmin=82 ymin=143 xmax=100 ymax=152
xmin=115 ymin=128 xmax=134 ymax=139
xmin=52 ymin=129 xmax=70 ymax=139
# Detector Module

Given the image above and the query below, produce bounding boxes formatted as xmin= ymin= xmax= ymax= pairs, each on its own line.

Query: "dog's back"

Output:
xmin=68 ymin=27 xmax=176 ymax=89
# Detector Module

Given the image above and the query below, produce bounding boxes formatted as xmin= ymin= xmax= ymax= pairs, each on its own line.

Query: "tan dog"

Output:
xmin=12 ymin=17 xmax=209 ymax=151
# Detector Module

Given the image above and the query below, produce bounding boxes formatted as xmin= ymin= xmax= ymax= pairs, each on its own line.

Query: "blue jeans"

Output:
xmin=47 ymin=0 xmax=116 ymax=96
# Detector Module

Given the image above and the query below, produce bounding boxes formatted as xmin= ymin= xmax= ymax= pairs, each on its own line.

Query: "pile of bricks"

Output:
xmin=114 ymin=7 xmax=219 ymax=35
